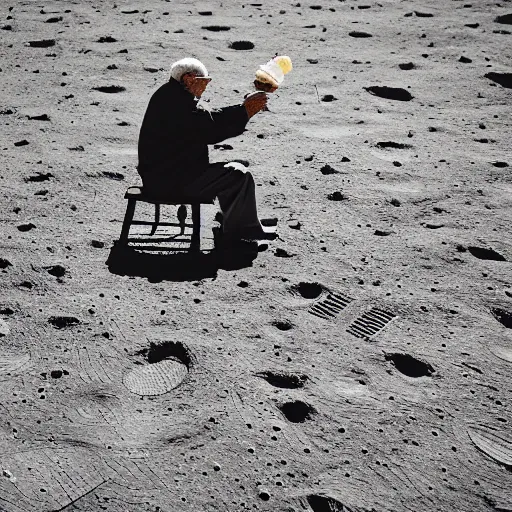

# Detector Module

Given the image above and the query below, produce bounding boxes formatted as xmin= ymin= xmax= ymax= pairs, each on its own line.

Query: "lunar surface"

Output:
xmin=0 ymin=0 xmax=511 ymax=511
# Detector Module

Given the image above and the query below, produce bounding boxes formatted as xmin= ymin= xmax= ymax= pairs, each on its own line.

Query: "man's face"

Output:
xmin=182 ymin=73 xmax=211 ymax=98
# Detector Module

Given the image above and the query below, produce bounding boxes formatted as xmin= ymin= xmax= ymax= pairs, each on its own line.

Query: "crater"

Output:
xmin=291 ymin=282 xmax=324 ymax=299
xmin=229 ymin=40 xmax=254 ymax=50
xmin=48 ymin=316 xmax=80 ymax=329
xmin=467 ymin=246 xmax=506 ymax=261
xmin=257 ymin=371 xmax=308 ymax=389
xmin=385 ymin=353 xmax=434 ymax=377
xmin=491 ymin=308 xmax=512 ymax=329
xmin=306 ymin=495 xmax=347 ymax=512
xmin=485 ymin=72 xmax=512 ymax=89
xmin=92 ymin=85 xmax=126 ymax=93
xmin=365 ymin=86 xmax=413 ymax=101
xmin=278 ymin=400 xmax=315 ymax=423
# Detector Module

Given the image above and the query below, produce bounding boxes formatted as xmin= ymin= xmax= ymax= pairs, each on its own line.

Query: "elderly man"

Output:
xmin=137 ymin=57 xmax=276 ymax=242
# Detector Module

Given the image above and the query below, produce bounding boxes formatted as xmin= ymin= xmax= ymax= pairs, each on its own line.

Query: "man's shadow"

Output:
xmin=106 ymin=240 xmax=259 ymax=283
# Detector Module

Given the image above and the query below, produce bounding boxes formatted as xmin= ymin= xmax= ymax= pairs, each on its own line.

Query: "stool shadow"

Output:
xmin=106 ymin=243 xmax=258 ymax=282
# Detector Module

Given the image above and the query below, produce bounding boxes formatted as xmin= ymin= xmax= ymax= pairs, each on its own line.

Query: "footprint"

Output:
xmin=346 ymin=307 xmax=396 ymax=340
xmin=467 ymin=246 xmax=506 ymax=261
xmin=468 ymin=426 xmax=512 ymax=468
xmin=0 ymin=319 xmax=9 ymax=338
xmin=257 ymin=371 xmax=308 ymax=388
xmin=309 ymin=292 xmax=354 ymax=320
xmin=229 ymin=41 xmax=254 ymax=50
xmin=92 ymin=85 xmax=126 ymax=93
xmin=489 ymin=345 xmax=512 ymax=364
xmin=278 ymin=400 xmax=315 ymax=423
xmin=491 ymin=308 xmax=512 ymax=329
xmin=365 ymin=86 xmax=413 ymax=101
xmin=48 ymin=316 xmax=80 ymax=328
xmin=124 ymin=341 xmax=192 ymax=396
xmin=0 ymin=351 xmax=31 ymax=372
xmin=384 ymin=353 xmax=434 ymax=377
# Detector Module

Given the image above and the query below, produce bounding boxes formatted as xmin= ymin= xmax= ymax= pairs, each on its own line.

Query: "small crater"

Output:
xmin=14 ymin=140 xmax=29 ymax=147
xmin=467 ymin=246 xmax=506 ymax=261
xmin=97 ymin=36 xmax=117 ymax=43
xmin=27 ymin=114 xmax=50 ymax=121
xmin=48 ymin=316 xmax=80 ymax=329
xmin=374 ymin=230 xmax=393 ymax=236
xmin=257 ymin=371 xmax=307 ymax=389
xmin=25 ymin=172 xmax=53 ymax=182
xmin=28 ymin=39 xmax=56 ymax=48
xmin=485 ymin=72 xmax=512 ymax=89
xmin=491 ymin=308 xmax=512 ymax=329
xmin=399 ymin=62 xmax=416 ymax=70
xmin=275 ymin=248 xmax=294 ymax=258
xmin=229 ymin=40 xmax=254 ymax=50
xmin=91 ymin=240 xmax=104 ymax=248
xmin=365 ymin=86 xmax=413 ymax=101
xmin=17 ymin=223 xmax=36 ymax=232
xmin=198 ymin=11 xmax=213 ymax=15
xmin=492 ymin=161 xmax=509 ymax=168
xmin=292 ymin=282 xmax=324 ymax=299
xmin=349 ymin=31 xmax=372 ymax=37
xmin=272 ymin=320 xmax=293 ymax=331
xmin=93 ymin=85 xmax=126 ymax=93
xmin=376 ymin=141 xmax=412 ymax=149
xmin=327 ymin=191 xmax=347 ymax=201
xmin=102 ymin=171 xmax=124 ymax=180
xmin=45 ymin=265 xmax=66 ymax=278
xmin=46 ymin=16 xmax=63 ymax=23
xmin=202 ymin=25 xmax=231 ymax=31
xmin=385 ymin=353 xmax=434 ymax=377
xmin=321 ymin=94 xmax=337 ymax=102
xmin=0 ymin=258 xmax=12 ymax=269
xmin=459 ymin=56 xmax=472 ymax=63
xmin=414 ymin=11 xmax=433 ymax=17
xmin=320 ymin=164 xmax=339 ymax=175
xmin=278 ymin=400 xmax=315 ymax=423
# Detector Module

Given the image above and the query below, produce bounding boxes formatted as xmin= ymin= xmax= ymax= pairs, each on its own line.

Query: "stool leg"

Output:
xmin=150 ymin=203 xmax=160 ymax=236
xmin=190 ymin=203 xmax=201 ymax=251
xmin=177 ymin=204 xmax=187 ymax=236
xmin=119 ymin=198 xmax=136 ymax=245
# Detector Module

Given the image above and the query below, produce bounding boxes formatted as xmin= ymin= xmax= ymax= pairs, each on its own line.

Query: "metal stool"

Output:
xmin=119 ymin=186 xmax=215 ymax=251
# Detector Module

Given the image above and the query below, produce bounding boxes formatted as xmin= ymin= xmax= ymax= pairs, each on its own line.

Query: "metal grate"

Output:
xmin=308 ymin=292 xmax=354 ymax=320
xmin=346 ymin=307 xmax=396 ymax=339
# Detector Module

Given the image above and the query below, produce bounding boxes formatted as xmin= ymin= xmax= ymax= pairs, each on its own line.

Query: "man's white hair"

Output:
xmin=170 ymin=58 xmax=208 ymax=82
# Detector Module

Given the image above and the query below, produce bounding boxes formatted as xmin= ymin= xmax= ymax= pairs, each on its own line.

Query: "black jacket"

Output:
xmin=137 ymin=78 xmax=249 ymax=192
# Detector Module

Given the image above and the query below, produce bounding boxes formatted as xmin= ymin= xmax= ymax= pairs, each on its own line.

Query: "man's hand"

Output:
xmin=243 ymin=92 xmax=268 ymax=119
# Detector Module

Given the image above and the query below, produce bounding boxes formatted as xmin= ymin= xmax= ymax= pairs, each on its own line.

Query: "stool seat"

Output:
xmin=124 ymin=186 xmax=215 ymax=205
xmin=119 ymin=186 xmax=216 ymax=251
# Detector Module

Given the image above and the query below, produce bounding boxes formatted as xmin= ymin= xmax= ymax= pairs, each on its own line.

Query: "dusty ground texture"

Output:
xmin=1 ymin=0 xmax=512 ymax=511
